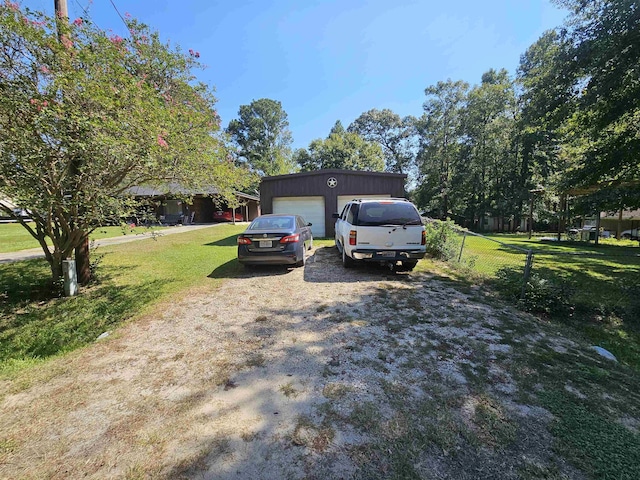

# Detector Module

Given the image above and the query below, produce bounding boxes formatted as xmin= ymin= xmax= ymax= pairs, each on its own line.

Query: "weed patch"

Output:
xmin=540 ymin=389 xmax=640 ymax=480
xmin=279 ymin=382 xmax=300 ymax=398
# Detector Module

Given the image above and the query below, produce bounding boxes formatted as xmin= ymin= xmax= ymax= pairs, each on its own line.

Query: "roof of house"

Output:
xmin=0 ymin=197 xmax=18 ymax=210
xmin=126 ymin=184 xmax=259 ymax=202
xmin=601 ymin=209 xmax=640 ymax=220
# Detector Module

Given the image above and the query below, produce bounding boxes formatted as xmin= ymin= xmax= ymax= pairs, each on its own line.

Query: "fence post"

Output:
xmin=521 ymin=250 xmax=534 ymax=299
xmin=458 ymin=231 xmax=467 ymax=262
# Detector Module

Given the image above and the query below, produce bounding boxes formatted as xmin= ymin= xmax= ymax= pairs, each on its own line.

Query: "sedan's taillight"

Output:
xmin=280 ymin=234 xmax=300 ymax=243
xmin=349 ymin=230 xmax=357 ymax=245
xmin=237 ymin=236 xmax=252 ymax=245
xmin=421 ymin=230 xmax=426 ymax=245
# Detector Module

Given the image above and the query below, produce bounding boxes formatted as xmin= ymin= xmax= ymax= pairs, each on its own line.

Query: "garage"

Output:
xmin=261 ymin=169 xmax=407 ymax=238
xmin=273 ymin=196 xmax=326 ymax=237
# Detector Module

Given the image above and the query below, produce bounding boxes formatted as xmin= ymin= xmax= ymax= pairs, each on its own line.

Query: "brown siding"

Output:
xmin=261 ymin=169 xmax=407 ymax=237
xmin=192 ymin=197 xmax=213 ymax=223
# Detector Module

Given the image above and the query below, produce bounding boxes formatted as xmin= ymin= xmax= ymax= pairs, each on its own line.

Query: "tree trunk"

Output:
xmin=50 ymin=253 xmax=63 ymax=286
xmin=75 ymin=234 xmax=91 ymax=285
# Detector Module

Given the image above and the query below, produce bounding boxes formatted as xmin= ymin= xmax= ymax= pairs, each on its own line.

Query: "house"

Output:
xmin=599 ymin=209 xmax=640 ymax=237
xmin=127 ymin=184 xmax=260 ymax=225
xmin=260 ymin=169 xmax=407 ymax=237
xmin=0 ymin=197 xmax=30 ymax=222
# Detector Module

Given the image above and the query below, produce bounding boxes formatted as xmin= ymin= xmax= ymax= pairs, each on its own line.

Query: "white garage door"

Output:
xmin=337 ymin=194 xmax=392 ymax=216
xmin=272 ymin=196 xmax=326 ymax=237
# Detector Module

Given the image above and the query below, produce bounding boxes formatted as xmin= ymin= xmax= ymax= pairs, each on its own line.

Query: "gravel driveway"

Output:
xmin=0 ymin=246 xmax=592 ymax=479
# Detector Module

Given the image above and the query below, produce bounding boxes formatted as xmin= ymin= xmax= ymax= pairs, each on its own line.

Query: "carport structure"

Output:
xmin=260 ymin=169 xmax=407 ymax=237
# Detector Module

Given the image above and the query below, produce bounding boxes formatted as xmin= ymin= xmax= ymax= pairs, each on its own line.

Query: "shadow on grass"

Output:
xmin=0 ymin=259 xmax=56 ymax=307
xmin=204 ymin=233 xmax=241 ymax=248
xmin=1 ymin=259 xmax=169 ymax=367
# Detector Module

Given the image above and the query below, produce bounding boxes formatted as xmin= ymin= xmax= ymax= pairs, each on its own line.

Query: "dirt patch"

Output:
xmin=0 ymin=246 xmax=619 ymax=479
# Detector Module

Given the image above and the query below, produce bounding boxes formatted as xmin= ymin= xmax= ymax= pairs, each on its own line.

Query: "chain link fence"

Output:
xmin=425 ymin=219 xmax=640 ymax=321
xmin=424 ymin=219 xmax=534 ymax=299
xmin=455 ymin=229 xmax=534 ymax=299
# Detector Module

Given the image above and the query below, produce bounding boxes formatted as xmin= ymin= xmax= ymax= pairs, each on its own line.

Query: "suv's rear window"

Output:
xmin=356 ymin=202 xmax=422 ymax=226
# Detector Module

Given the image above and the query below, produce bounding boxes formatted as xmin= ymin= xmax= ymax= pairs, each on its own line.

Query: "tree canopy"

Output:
xmin=348 ymin=109 xmax=416 ymax=175
xmin=0 ymin=4 xmax=248 ymax=283
xmin=226 ymin=98 xmax=296 ymax=177
xmin=407 ymin=0 xmax=639 ymax=229
xmin=294 ymin=121 xmax=384 ymax=172
xmin=553 ymin=0 xmax=640 ymax=210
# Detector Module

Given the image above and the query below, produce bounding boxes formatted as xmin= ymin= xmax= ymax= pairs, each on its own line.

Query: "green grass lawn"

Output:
xmin=466 ymin=233 xmax=640 ymax=306
xmin=0 ymin=224 xmax=245 ymax=373
xmin=437 ymin=232 xmax=640 ymax=370
xmin=0 ymin=222 xmax=170 ymax=253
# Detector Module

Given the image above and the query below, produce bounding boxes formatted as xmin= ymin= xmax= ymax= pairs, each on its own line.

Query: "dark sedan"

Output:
xmin=237 ymin=214 xmax=313 ymax=267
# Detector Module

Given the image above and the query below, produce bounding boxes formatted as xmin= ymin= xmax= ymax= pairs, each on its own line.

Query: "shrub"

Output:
xmin=494 ymin=267 xmax=575 ymax=318
xmin=424 ymin=219 xmax=461 ymax=262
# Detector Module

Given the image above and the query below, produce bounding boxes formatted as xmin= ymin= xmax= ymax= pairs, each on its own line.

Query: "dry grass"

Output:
xmin=1 ymin=245 xmax=638 ymax=479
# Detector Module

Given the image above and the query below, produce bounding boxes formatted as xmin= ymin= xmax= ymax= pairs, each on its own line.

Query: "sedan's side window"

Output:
xmin=296 ymin=217 xmax=303 ymax=229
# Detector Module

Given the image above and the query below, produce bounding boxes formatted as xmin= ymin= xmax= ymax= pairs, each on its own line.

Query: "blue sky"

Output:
xmin=23 ymin=0 xmax=567 ymax=149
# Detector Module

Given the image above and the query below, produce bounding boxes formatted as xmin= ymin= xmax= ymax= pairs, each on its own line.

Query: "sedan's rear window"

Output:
xmin=250 ymin=217 xmax=294 ymax=230
xmin=357 ymin=202 xmax=422 ymax=226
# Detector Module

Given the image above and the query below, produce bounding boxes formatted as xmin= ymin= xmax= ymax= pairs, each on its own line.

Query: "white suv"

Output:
xmin=333 ymin=198 xmax=426 ymax=271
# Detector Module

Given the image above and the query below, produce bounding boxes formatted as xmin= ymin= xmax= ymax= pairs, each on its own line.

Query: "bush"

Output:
xmin=495 ymin=267 xmax=575 ymax=318
xmin=424 ymin=219 xmax=461 ymax=262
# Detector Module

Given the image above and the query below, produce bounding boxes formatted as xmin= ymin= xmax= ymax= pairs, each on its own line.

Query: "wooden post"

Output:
xmin=557 ymin=194 xmax=566 ymax=241
xmin=595 ymin=210 xmax=601 ymax=246
xmin=521 ymin=250 xmax=534 ymax=300
xmin=528 ymin=194 xmax=534 ymax=239
xmin=617 ymin=208 xmax=623 ymax=240
xmin=458 ymin=232 xmax=467 ymax=263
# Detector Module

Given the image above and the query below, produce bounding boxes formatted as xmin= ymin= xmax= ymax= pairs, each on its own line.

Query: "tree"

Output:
xmin=226 ymin=98 xmax=296 ymax=177
xmin=459 ymin=69 xmax=519 ymax=231
xmin=516 ymin=30 xmax=575 ymax=230
xmin=295 ymin=121 xmax=384 ymax=172
xmin=348 ymin=109 xmax=416 ymax=174
xmin=552 ymin=0 xmax=640 ymax=209
xmin=0 ymin=4 xmax=247 ymax=286
xmin=415 ymin=79 xmax=468 ymax=219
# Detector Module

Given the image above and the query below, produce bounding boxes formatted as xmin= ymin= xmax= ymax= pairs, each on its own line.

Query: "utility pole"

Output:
xmin=54 ymin=0 xmax=83 ymax=294
xmin=54 ymin=0 xmax=68 ymax=19
xmin=54 ymin=0 xmax=68 ymax=39
xmin=54 ymin=0 xmax=91 ymax=286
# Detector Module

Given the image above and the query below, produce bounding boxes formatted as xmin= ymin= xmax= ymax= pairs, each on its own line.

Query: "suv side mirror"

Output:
xmin=307 ymin=222 xmax=312 ymax=226
xmin=332 ymin=213 xmax=340 ymax=218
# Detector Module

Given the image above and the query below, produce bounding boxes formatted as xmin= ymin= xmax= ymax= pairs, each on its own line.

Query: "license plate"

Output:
xmin=259 ymin=240 xmax=272 ymax=248
xmin=379 ymin=251 xmax=396 ymax=258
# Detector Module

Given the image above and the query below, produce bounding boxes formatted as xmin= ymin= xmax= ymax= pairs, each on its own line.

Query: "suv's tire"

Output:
xmin=400 ymin=261 xmax=418 ymax=271
xmin=342 ymin=246 xmax=354 ymax=268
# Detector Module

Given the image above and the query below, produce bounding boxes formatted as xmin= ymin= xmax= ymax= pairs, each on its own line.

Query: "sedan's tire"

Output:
xmin=295 ymin=244 xmax=306 ymax=267
xmin=342 ymin=247 xmax=354 ymax=268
